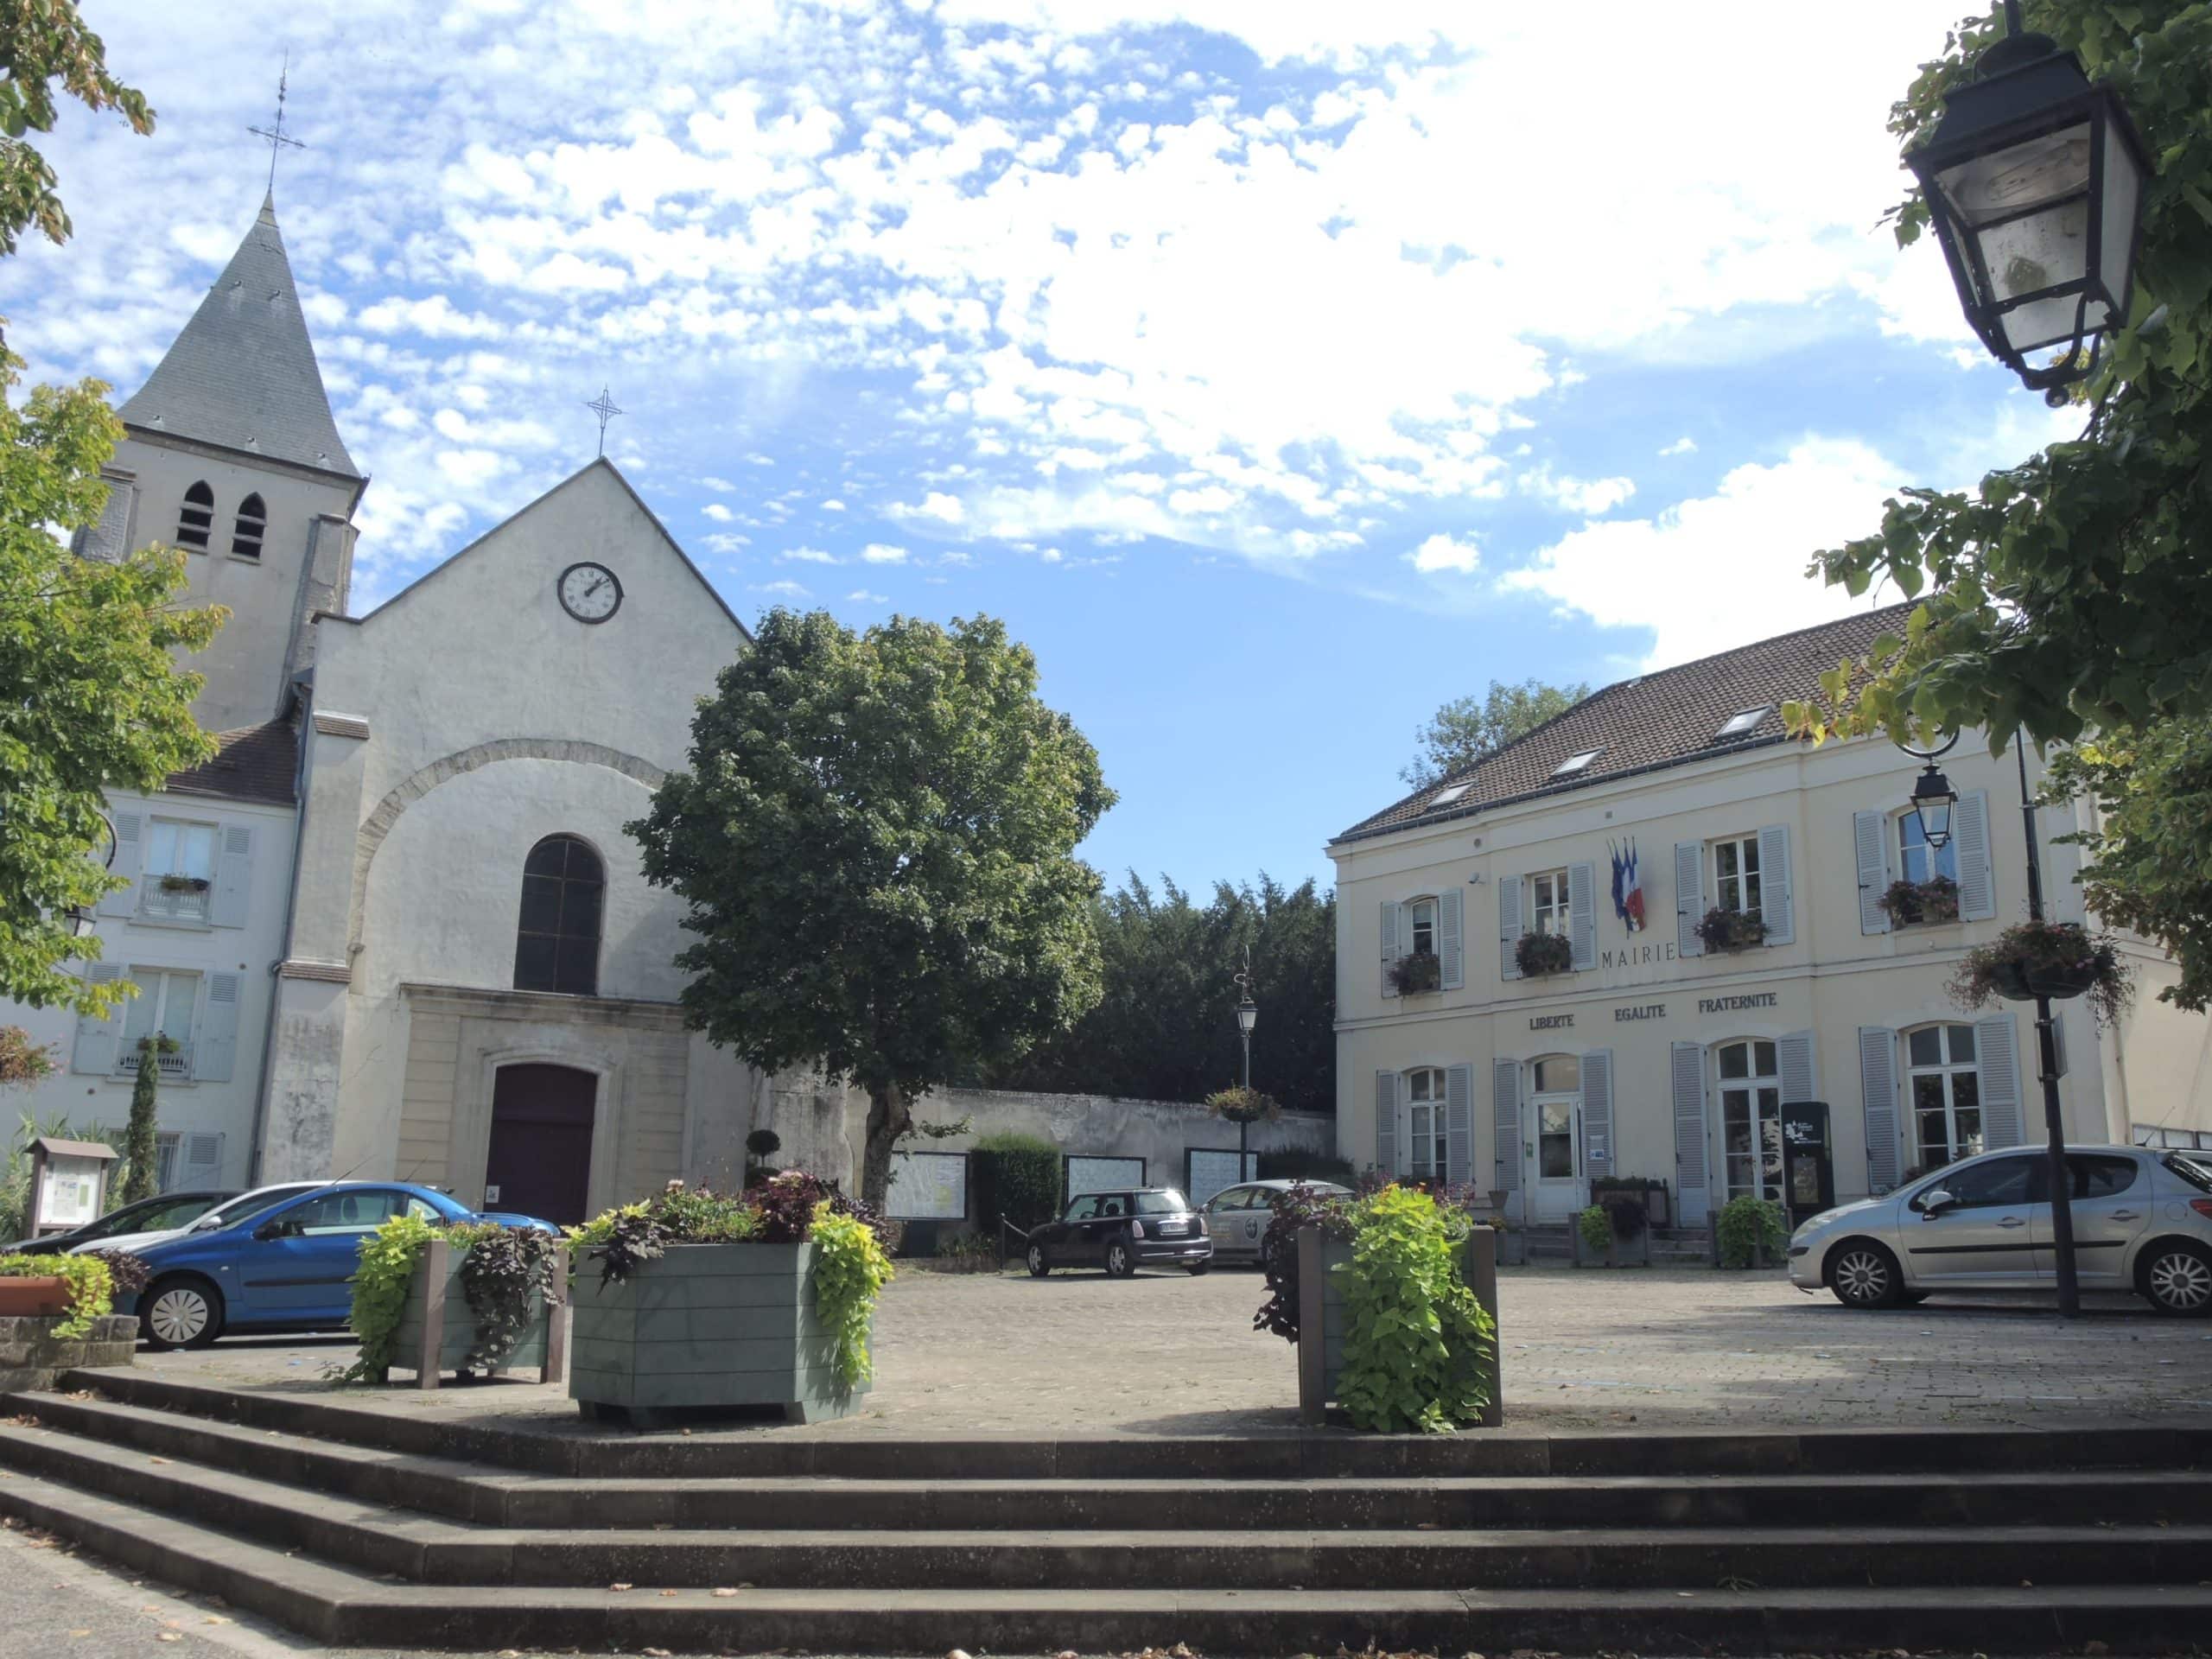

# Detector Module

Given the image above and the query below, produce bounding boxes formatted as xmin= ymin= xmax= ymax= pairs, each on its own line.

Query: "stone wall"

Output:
xmin=0 ymin=1315 xmax=136 ymax=1392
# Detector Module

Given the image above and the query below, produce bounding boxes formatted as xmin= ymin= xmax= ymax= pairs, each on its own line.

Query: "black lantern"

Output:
xmin=1910 ymin=760 xmax=1960 ymax=853
xmin=1908 ymin=3 xmax=2151 ymax=402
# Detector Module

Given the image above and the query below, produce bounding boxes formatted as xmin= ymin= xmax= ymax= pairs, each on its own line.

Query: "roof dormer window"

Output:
xmin=1716 ymin=705 xmax=1770 ymax=740
xmin=231 ymin=493 xmax=266 ymax=560
xmin=1552 ymin=747 xmax=1602 ymax=777
xmin=1430 ymin=782 xmax=1471 ymax=806
xmin=177 ymin=481 xmax=213 ymax=550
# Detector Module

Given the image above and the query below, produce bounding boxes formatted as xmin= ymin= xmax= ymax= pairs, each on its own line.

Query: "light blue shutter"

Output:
xmin=1580 ymin=1048 xmax=1613 ymax=1179
xmin=1955 ymin=791 xmax=1996 ymax=920
xmin=1568 ymin=861 xmax=1596 ymax=971
xmin=1975 ymin=1013 xmax=2024 ymax=1148
xmin=1674 ymin=842 xmax=1704 ymax=958
xmin=1374 ymin=1071 xmax=1397 ymax=1174
xmin=72 ymin=963 xmax=125 ymax=1073
xmin=1854 ymin=809 xmax=1891 ymax=935
xmin=1859 ymin=1027 xmax=1900 ymax=1191
xmin=1497 ymin=873 xmax=1523 ymax=981
xmin=1758 ymin=824 xmax=1794 ymax=945
xmin=1439 ymin=886 xmax=1464 ymax=991
xmin=194 ymin=971 xmax=241 ymax=1083
xmin=1671 ymin=1040 xmax=1707 ymax=1224
xmin=1379 ymin=901 xmax=1402 ymax=998
xmin=1778 ymin=1030 xmax=1816 ymax=1105
xmin=1491 ymin=1058 xmax=1520 ymax=1217
xmin=211 ymin=825 xmax=253 ymax=929
xmin=96 ymin=811 xmax=143 ymax=918
xmin=1445 ymin=1063 xmax=1473 ymax=1185
xmin=180 ymin=1131 xmax=226 ymax=1191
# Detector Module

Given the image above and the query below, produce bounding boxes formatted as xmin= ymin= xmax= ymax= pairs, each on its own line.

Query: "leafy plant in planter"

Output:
xmin=0 ymin=1251 xmax=113 ymax=1339
xmin=1715 ymin=1195 xmax=1787 ymax=1269
xmin=1389 ymin=950 xmax=1442 ymax=995
xmin=1576 ymin=1204 xmax=1612 ymax=1257
xmin=1514 ymin=930 xmax=1574 ymax=977
xmin=1205 ymin=1084 xmax=1281 ymax=1127
xmin=1332 ymin=1184 xmax=1494 ymax=1433
xmin=155 ymin=874 xmax=210 ymax=894
xmin=1948 ymin=919 xmax=2133 ymax=1027
xmin=343 ymin=1215 xmax=566 ymax=1384
xmin=1694 ymin=906 xmax=1768 ymax=952
xmin=809 ymin=1200 xmax=895 ymax=1388
xmin=79 ymin=1248 xmax=149 ymax=1298
xmin=1253 ymin=1180 xmax=1353 ymax=1344
xmin=1878 ymin=874 xmax=1961 ymax=926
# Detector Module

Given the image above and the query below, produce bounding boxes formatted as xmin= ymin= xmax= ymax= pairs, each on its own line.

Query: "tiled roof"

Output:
xmin=118 ymin=194 xmax=360 ymax=480
xmin=1333 ymin=603 xmax=1917 ymax=845
xmin=165 ymin=719 xmax=298 ymax=807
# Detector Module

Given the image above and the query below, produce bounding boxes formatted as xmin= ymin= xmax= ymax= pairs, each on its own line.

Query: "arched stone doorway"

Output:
xmin=486 ymin=1063 xmax=597 ymax=1224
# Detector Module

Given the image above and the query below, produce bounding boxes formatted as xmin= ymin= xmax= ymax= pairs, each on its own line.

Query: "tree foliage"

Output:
xmin=1402 ymin=678 xmax=1589 ymax=787
xmin=0 ymin=0 xmax=154 ymax=259
xmin=1789 ymin=1 xmax=2212 ymax=755
xmin=0 ymin=349 xmax=220 ymax=1016
xmin=976 ymin=872 xmax=1337 ymax=1116
xmin=630 ymin=609 xmax=1113 ymax=1208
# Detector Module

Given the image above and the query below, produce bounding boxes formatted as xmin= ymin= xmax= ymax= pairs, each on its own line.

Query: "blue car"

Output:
xmin=129 ymin=1180 xmax=557 ymax=1350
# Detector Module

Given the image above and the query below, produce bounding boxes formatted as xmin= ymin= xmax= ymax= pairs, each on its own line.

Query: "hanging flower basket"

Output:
xmin=1389 ymin=950 xmax=1442 ymax=995
xmin=1694 ymin=906 xmax=1767 ymax=952
xmin=1877 ymin=874 xmax=1960 ymax=927
xmin=1514 ymin=931 xmax=1573 ymax=977
xmin=156 ymin=874 xmax=211 ymax=894
xmin=1949 ymin=920 xmax=2133 ymax=1027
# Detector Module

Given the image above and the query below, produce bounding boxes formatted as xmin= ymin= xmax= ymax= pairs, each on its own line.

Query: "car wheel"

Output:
xmin=142 ymin=1276 xmax=224 ymax=1350
xmin=1827 ymin=1241 xmax=1905 ymax=1310
xmin=1185 ymin=1262 xmax=1209 ymax=1276
xmin=1105 ymin=1238 xmax=1135 ymax=1279
xmin=1026 ymin=1243 xmax=1050 ymax=1278
xmin=2138 ymin=1239 xmax=2212 ymax=1317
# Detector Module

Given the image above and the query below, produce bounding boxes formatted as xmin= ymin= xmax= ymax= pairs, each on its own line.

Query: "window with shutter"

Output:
xmin=72 ymin=963 xmax=124 ymax=1074
xmin=1567 ymin=861 xmax=1597 ymax=971
xmin=1438 ymin=887 xmax=1464 ymax=990
xmin=1858 ymin=1027 xmax=1901 ymax=1192
xmin=1580 ymin=1049 xmax=1613 ymax=1179
xmin=1673 ymin=842 xmax=1703 ymax=957
xmin=1374 ymin=1071 xmax=1398 ymax=1174
xmin=1445 ymin=1063 xmax=1473 ymax=1184
xmin=211 ymin=824 xmax=254 ymax=929
xmin=95 ymin=812 xmax=144 ymax=919
xmin=1491 ymin=1058 xmax=1521 ymax=1217
xmin=1379 ymin=900 xmax=1402 ymax=998
xmin=1853 ymin=809 xmax=1891 ymax=935
xmin=1497 ymin=871 xmax=1524 ymax=980
xmin=1670 ymin=1040 xmax=1708 ymax=1224
xmin=1953 ymin=791 xmax=1997 ymax=919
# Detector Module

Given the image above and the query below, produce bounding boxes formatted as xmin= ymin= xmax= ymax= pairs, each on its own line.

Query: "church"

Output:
xmin=14 ymin=192 xmax=766 ymax=1223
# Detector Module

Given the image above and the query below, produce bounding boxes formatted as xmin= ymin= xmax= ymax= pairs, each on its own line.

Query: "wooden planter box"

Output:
xmin=569 ymin=1241 xmax=869 ymax=1427
xmin=1295 ymin=1227 xmax=1502 ymax=1428
xmin=1571 ymin=1217 xmax=1650 ymax=1268
xmin=1491 ymin=1227 xmax=1528 ymax=1267
xmin=385 ymin=1237 xmax=567 ymax=1390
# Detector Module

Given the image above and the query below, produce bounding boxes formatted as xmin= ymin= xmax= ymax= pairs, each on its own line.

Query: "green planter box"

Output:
xmin=569 ymin=1241 xmax=869 ymax=1427
xmin=1571 ymin=1218 xmax=1650 ymax=1268
xmin=391 ymin=1244 xmax=557 ymax=1384
xmin=1296 ymin=1228 xmax=1502 ymax=1427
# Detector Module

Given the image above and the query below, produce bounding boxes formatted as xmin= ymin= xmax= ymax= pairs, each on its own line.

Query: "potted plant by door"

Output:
xmin=1948 ymin=919 xmax=2132 ymax=1026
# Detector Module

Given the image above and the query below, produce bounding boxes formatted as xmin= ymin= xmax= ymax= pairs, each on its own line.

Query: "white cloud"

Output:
xmin=847 ymin=588 xmax=889 ymax=602
xmin=751 ymin=579 xmax=812 ymax=600
xmin=780 ymin=546 xmax=840 ymax=563
xmin=702 ymin=531 xmax=750 ymax=554
xmin=700 ymin=475 xmax=737 ymax=492
xmin=861 ymin=543 xmax=908 ymax=563
xmin=1521 ymin=468 xmax=1637 ymax=517
xmin=821 ymin=498 xmax=847 ymax=512
xmin=702 ymin=503 xmax=734 ymax=521
xmin=1658 ymin=436 xmax=1698 ymax=457
xmin=1406 ymin=532 xmax=1479 ymax=575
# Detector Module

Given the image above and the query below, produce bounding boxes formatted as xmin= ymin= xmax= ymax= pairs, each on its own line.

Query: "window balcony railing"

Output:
xmin=117 ymin=1045 xmax=193 ymax=1081
xmin=139 ymin=875 xmax=212 ymax=922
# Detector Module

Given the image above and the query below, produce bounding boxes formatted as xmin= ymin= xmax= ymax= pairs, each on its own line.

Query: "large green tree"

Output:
xmin=1403 ymin=678 xmax=1590 ymax=787
xmin=631 ymin=610 xmax=1115 ymax=1207
xmin=1 ymin=353 xmax=219 ymax=1016
xmin=0 ymin=0 xmax=153 ymax=259
xmin=980 ymin=872 xmax=1338 ymax=1116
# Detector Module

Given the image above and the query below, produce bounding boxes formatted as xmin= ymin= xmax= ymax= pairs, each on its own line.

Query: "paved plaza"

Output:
xmin=129 ymin=1262 xmax=2212 ymax=1437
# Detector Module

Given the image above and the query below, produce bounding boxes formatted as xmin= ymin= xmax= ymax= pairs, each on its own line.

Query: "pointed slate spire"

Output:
xmin=118 ymin=194 xmax=360 ymax=479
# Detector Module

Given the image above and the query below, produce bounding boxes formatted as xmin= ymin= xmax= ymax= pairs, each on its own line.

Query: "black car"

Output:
xmin=1025 ymin=1188 xmax=1211 ymax=1278
xmin=1 ymin=1189 xmax=237 ymax=1256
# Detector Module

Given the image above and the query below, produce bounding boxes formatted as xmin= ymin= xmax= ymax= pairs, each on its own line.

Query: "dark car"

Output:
xmin=1 ymin=1189 xmax=237 ymax=1256
xmin=1024 ymin=1188 xmax=1211 ymax=1279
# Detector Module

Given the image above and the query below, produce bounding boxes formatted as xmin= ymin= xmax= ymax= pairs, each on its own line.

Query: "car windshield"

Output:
xmin=199 ymin=1185 xmax=319 ymax=1228
xmin=2165 ymin=1154 xmax=2212 ymax=1195
xmin=86 ymin=1196 xmax=215 ymax=1237
xmin=1133 ymin=1191 xmax=1188 ymax=1215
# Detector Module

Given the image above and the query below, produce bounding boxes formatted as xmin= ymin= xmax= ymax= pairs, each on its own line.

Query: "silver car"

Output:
xmin=1199 ymin=1179 xmax=1351 ymax=1266
xmin=1789 ymin=1144 xmax=2212 ymax=1316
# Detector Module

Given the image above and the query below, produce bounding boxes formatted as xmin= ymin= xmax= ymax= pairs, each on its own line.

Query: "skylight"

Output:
xmin=1552 ymin=748 xmax=1602 ymax=777
xmin=1717 ymin=706 xmax=1770 ymax=740
xmin=1430 ymin=783 xmax=1471 ymax=805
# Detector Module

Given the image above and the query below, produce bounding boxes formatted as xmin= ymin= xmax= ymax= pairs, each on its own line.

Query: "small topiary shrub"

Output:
xmin=1332 ymin=1185 xmax=1495 ymax=1433
xmin=1715 ymin=1194 xmax=1788 ymax=1269
xmin=1576 ymin=1204 xmax=1612 ymax=1257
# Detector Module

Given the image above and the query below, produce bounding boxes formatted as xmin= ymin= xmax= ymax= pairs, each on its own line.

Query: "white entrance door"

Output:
xmin=1525 ymin=1055 xmax=1585 ymax=1222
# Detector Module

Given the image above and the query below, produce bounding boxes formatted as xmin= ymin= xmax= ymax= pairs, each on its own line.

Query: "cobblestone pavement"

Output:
xmin=130 ymin=1262 xmax=2212 ymax=1438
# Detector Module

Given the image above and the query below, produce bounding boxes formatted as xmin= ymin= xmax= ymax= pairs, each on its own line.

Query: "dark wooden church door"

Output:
xmin=485 ymin=1064 xmax=596 ymax=1225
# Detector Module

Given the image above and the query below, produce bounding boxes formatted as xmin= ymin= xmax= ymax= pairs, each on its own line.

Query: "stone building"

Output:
xmin=1329 ymin=607 xmax=2212 ymax=1230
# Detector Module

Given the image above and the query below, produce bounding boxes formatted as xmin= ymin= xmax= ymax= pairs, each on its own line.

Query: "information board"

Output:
xmin=1065 ymin=1155 xmax=1145 ymax=1200
xmin=887 ymin=1151 xmax=967 ymax=1221
xmin=37 ymin=1160 xmax=100 ymax=1229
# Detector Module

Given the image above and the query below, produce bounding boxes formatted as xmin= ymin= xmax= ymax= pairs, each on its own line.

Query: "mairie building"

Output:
xmin=1328 ymin=609 xmax=2212 ymax=1232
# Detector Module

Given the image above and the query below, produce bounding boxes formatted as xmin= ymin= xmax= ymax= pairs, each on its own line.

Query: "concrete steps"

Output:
xmin=1 ymin=1370 xmax=2209 ymax=1652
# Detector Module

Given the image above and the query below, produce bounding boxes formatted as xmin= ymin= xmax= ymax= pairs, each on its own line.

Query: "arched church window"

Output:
xmin=514 ymin=835 xmax=604 ymax=997
xmin=231 ymin=493 xmax=267 ymax=559
xmin=177 ymin=481 xmax=213 ymax=550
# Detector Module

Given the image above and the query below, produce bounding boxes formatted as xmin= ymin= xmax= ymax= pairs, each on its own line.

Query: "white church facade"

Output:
xmin=10 ymin=193 xmax=766 ymax=1222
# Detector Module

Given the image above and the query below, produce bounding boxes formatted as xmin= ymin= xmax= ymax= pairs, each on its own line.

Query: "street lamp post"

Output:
xmin=1897 ymin=736 xmax=2082 ymax=1319
xmin=1908 ymin=0 xmax=2152 ymax=404
xmin=1235 ymin=950 xmax=1258 ymax=1176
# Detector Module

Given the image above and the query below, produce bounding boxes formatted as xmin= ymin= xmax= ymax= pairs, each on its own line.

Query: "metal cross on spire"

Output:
xmin=247 ymin=55 xmax=305 ymax=195
xmin=585 ymin=386 xmax=624 ymax=457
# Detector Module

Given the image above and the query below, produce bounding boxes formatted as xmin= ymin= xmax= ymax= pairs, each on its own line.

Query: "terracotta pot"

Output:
xmin=0 ymin=1277 xmax=72 ymax=1318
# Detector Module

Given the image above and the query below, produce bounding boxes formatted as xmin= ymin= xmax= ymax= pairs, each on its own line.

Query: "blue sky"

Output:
xmin=3 ymin=0 xmax=2073 ymax=893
